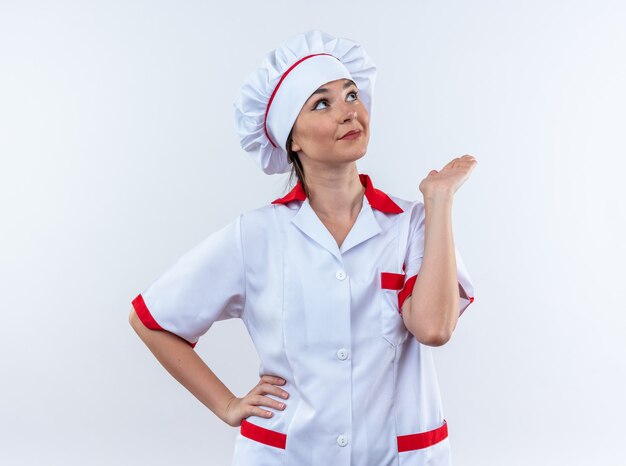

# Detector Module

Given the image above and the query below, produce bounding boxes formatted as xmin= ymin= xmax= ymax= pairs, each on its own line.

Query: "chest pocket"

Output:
xmin=380 ymin=270 xmax=409 ymax=346
xmin=379 ymin=210 xmax=413 ymax=347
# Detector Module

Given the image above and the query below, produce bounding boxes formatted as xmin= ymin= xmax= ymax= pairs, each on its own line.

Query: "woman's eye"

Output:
xmin=313 ymin=99 xmax=329 ymax=110
xmin=312 ymin=91 xmax=358 ymax=110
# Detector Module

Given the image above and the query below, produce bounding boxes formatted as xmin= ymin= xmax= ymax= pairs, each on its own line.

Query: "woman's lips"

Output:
xmin=340 ymin=130 xmax=361 ymax=140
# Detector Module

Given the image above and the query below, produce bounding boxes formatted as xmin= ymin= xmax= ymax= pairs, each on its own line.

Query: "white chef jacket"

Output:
xmin=132 ymin=173 xmax=475 ymax=466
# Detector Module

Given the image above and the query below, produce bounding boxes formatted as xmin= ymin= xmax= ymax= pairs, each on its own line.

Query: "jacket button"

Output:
xmin=335 ymin=270 xmax=347 ymax=280
xmin=336 ymin=348 xmax=349 ymax=360
xmin=337 ymin=434 xmax=348 ymax=447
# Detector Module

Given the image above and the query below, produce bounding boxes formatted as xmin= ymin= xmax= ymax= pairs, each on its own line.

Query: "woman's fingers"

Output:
xmin=258 ymin=376 xmax=289 ymax=399
xmin=242 ymin=375 xmax=290 ymax=419
xmin=441 ymin=158 xmax=459 ymax=170
xmin=441 ymin=154 xmax=475 ymax=171
xmin=241 ymin=376 xmax=291 ymax=419
xmin=259 ymin=382 xmax=289 ymax=399
xmin=246 ymin=394 xmax=287 ymax=418
xmin=224 ymin=374 xmax=290 ymax=426
xmin=260 ymin=375 xmax=286 ymax=385
xmin=420 ymin=154 xmax=477 ymax=197
xmin=254 ymin=407 xmax=274 ymax=418
xmin=253 ymin=394 xmax=287 ymax=410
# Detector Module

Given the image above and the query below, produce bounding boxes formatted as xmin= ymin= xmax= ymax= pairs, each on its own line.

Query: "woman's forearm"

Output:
xmin=404 ymin=191 xmax=459 ymax=346
xmin=128 ymin=308 xmax=236 ymax=423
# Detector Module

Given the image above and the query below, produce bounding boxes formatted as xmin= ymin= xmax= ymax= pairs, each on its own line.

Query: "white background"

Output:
xmin=1 ymin=1 xmax=625 ymax=465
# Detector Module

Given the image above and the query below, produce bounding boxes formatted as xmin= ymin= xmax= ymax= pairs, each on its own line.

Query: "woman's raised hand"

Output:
xmin=419 ymin=154 xmax=478 ymax=199
xmin=222 ymin=375 xmax=290 ymax=427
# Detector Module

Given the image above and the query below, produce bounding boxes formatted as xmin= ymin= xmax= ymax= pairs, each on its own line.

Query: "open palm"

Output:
xmin=419 ymin=154 xmax=478 ymax=197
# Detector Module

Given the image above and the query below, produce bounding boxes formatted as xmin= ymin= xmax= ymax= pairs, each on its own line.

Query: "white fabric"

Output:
xmin=402 ymin=203 xmax=475 ymax=317
xmin=136 ymin=179 xmax=475 ymax=465
xmin=138 ymin=218 xmax=245 ymax=344
xmin=265 ymin=54 xmax=352 ymax=152
xmin=233 ymin=30 xmax=376 ymax=175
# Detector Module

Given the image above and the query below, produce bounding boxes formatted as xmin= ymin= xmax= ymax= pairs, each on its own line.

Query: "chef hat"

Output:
xmin=233 ymin=30 xmax=377 ymax=175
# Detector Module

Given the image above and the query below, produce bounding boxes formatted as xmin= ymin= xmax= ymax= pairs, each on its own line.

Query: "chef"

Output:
xmin=130 ymin=29 xmax=477 ymax=466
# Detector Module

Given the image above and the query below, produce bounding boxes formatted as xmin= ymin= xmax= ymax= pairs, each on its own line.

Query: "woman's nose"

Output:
xmin=340 ymin=108 xmax=357 ymax=123
xmin=333 ymin=97 xmax=357 ymax=121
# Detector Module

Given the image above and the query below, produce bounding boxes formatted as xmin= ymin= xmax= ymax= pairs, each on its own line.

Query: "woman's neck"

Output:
xmin=305 ymin=168 xmax=365 ymax=220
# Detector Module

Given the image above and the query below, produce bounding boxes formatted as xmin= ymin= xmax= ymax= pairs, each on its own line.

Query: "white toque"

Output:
xmin=233 ymin=30 xmax=376 ymax=175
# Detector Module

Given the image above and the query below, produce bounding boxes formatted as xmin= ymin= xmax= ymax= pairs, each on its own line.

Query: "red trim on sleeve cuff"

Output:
xmin=132 ymin=294 xmax=164 ymax=331
xmin=397 ymin=275 xmax=476 ymax=316
xmin=398 ymin=274 xmax=418 ymax=311
xmin=131 ymin=294 xmax=197 ymax=349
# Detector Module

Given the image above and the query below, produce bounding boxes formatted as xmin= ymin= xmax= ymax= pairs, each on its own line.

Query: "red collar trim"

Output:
xmin=271 ymin=173 xmax=403 ymax=214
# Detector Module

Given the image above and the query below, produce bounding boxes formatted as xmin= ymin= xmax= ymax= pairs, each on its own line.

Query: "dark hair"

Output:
xmin=285 ymin=129 xmax=309 ymax=198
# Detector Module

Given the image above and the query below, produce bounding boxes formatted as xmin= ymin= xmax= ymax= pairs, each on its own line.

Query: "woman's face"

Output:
xmin=290 ymin=78 xmax=370 ymax=168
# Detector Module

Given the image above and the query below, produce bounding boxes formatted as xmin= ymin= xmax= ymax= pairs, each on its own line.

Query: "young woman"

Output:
xmin=129 ymin=30 xmax=477 ymax=466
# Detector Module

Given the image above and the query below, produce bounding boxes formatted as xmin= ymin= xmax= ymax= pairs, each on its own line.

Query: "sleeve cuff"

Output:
xmin=397 ymin=275 xmax=475 ymax=317
xmin=131 ymin=294 xmax=197 ymax=348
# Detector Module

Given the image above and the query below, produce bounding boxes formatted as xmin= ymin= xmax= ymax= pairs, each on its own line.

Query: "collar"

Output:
xmin=271 ymin=173 xmax=403 ymax=214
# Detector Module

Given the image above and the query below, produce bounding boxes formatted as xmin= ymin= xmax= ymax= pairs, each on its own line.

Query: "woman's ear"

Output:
xmin=290 ymin=137 xmax=301 ymax=153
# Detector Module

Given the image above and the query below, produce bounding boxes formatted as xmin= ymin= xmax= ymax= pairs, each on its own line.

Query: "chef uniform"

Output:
xmin=131 ymin=30 xmax=475 ymax=466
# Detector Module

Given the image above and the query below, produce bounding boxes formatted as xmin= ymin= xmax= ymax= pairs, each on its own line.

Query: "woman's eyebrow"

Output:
xmin=308 ymin=80 xmax=357 ymax=99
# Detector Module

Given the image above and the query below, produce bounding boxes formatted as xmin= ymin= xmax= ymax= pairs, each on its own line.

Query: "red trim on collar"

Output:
xmin=271 ymin=173 xmax=403 ymax=214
